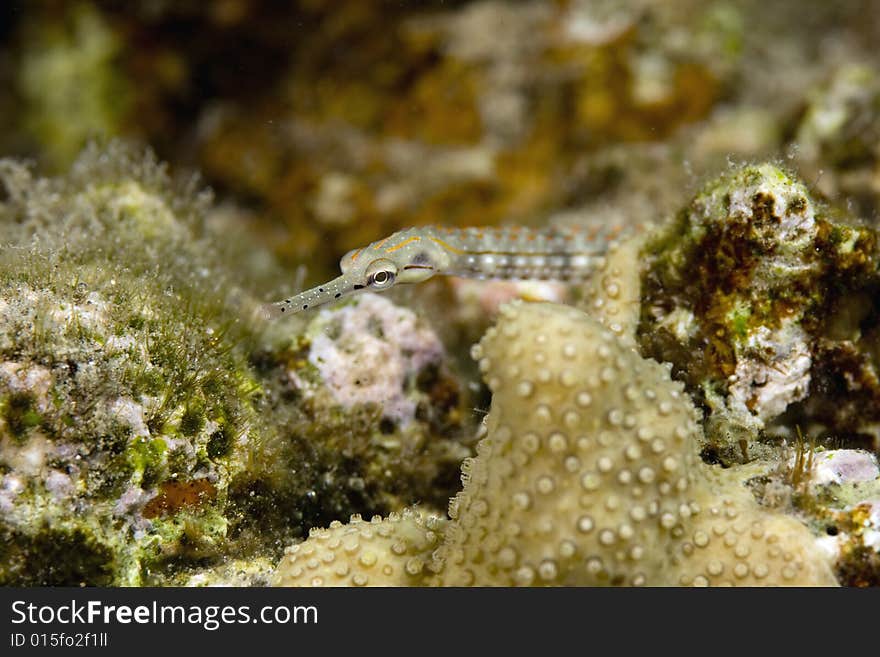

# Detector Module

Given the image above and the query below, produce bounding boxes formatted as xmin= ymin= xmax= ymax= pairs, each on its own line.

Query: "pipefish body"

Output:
xmin=267 ymin=222 xmax=637 ymax=316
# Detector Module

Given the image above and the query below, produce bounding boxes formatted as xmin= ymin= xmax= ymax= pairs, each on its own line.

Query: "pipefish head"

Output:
xmin=267 ymin=229 xmax=446 ymax=317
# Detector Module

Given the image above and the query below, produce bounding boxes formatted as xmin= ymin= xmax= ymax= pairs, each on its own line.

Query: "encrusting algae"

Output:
xmin=639 ymin=163 xmax=880 ymax=464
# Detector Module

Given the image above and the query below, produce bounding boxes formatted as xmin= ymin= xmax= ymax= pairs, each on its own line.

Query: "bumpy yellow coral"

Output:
xmin=440 ymin=301 xmax=699 ymax=584
xmin=672 ymin=480 xmax=837 ymax=586
xmin=272 ymin=509 xmax=444 ymax=587
xmin=442 ymin=301 xmax=836 ymax=585
xmin=274 ymin=301 xmax=837 ymax=586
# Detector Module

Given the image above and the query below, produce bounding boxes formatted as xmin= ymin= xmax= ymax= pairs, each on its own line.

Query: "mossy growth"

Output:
xmin=0 ymin=140 xmax=474 ymax=585
xmin=0 ymin=141 xmax=269 ymax=584
xmin=0 ymin=525 xmax=116 ymax=586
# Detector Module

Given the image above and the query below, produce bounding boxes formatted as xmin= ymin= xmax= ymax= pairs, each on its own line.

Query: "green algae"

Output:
xmin=0 ymin=142 xmax=261 ymax=584
xmin=1 ymin=392 xmax=42 ymax=442
xmin=0 ymin=141 xmax=473 ymax=585
xmin=0 ymin=526 xmax=117 ymax=587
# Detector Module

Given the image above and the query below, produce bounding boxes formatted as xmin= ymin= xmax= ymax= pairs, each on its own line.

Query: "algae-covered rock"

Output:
xmin=0 ymin=143 xmax=279 ymax=584
xmin=639 ymin=163 xmax=880 ymax=463
xmin=253 ymin=290 xmax=471 ymax=525
xmin=0 ymin=142 xmax=472 ymax=585
xmin=297 ymin=294 xmax=446 ymax=428
xmin=0 ymin=142 xmax=259 ymax=584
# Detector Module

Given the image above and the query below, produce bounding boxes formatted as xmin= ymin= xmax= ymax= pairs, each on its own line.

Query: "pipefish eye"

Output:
xmin=365 ymin=259 xmax=398 ymax=289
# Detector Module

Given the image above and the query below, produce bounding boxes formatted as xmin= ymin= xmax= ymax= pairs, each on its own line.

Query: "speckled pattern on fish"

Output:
xmin=269 ymin=222 xmax=642 ymax=315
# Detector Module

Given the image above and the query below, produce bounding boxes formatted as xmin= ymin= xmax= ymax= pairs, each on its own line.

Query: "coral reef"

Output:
xmin=4 ymin=144 xmax=872 ymax=586
xmin=274 ymin=302 xmax=837 ymax=586
xmin=3 ymin=1 xmax=880 ymax=588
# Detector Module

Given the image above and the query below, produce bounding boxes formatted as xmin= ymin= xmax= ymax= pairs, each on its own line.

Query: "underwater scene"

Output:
xmin=1 ymin=0 xmax=880 ymax=587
